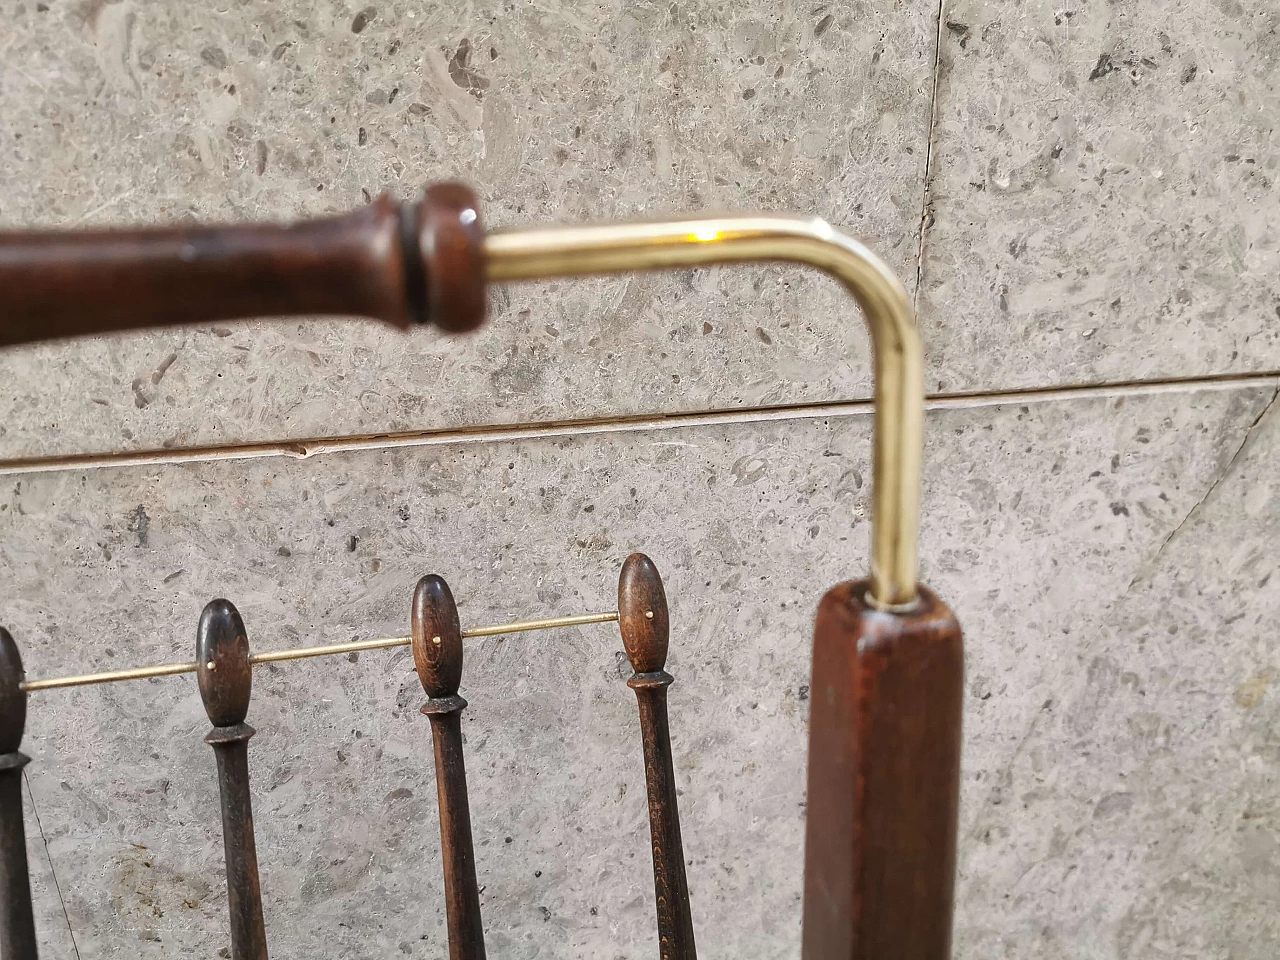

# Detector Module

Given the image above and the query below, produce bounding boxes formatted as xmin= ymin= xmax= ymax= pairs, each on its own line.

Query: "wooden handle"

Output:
xmin=0 ymin=182 xmax=485 ymax=347
xmin=801 ymin=581 xmax=963 ymax=960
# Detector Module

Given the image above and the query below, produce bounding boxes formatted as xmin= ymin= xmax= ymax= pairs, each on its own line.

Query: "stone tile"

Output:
xmin=0 ymin=0 xmax=937 ymax=458
xmin=921 ymin=0 xmax=1280 ymax=393
xmin=0 ymin=383 xmax=1272 ymax=956
xmin=956 ymin=389 xmax=1280 ymax=959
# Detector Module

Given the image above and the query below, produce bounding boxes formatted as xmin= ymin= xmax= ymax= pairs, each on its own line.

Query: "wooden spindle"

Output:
xmin=801 ymin=581 xmax=963 ymax=960
xmin=197 ymin=600 xmax=269 ymax=960
xmin=0 ymin=629 xmax=37 ymax=960
xmin=412 ymin=576 xmax=486 ymax=960
xmin=618 ymin=554 xmax=696 ymax=960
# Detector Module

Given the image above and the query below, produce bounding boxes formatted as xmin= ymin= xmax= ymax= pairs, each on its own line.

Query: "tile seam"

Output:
xmin=0 ymin=371 xmax=1275 ymax=477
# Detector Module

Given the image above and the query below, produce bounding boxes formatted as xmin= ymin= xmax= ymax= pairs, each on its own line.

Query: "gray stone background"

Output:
xmin=2 ymin=0 xmax=1277 ymax=957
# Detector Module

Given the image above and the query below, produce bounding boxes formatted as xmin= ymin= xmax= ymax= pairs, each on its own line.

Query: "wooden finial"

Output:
xmin=196 ymin=600 xmax=252 ymax=728
xmin=412 ymin=575 xmax=464 ymax=700
xmin=415 ymin=182 xmax=486 ymax=333
xmin=618 ymin=553 xmax=669 ymax=674
xmin=0 ymin=630 xmax=26 ymax=756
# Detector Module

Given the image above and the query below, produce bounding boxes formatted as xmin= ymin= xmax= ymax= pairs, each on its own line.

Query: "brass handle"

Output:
xmin=0 ymin=192 xmax=922 ymax=607
xmin=484 ymin=215 xmax=923 ymax=608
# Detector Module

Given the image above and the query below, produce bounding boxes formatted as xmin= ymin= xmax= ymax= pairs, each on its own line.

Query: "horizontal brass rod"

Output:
xmin=250 ymin=634 xmax=410 ymax=664
xmin=463 ymin=610 xmax=619 ymax=637
xmin=21 ymin=660 xmax=200 ymax=692
xmin=20 ymin=611 xmax=620 ymax=692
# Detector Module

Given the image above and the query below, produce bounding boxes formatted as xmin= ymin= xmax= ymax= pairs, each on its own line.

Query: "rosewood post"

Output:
xmin=618 ymin=553 xmax=696 ymax=960
xmin=801 ymin=582 xmax=963 ymax=960
xmin=197 ymin=600 xmax=269 ymax=960
xmin=412 ymin=575 xmax=486 ymax=960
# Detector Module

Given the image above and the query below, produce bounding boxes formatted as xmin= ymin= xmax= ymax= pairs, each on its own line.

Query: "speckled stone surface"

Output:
xmin=4 ymin=385 xmax=1275 ymax=958
xmin=957 ymin=389 xmax=1280 ymax=958
xmin=920 ymin=0 xmax=1280 ymax=393
xmin=0 ymin=0 xmax=936 ymax=457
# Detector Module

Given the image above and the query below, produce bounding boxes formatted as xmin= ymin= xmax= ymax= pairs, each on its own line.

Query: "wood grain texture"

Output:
xmin=0 ymin=629 xmax=36 ymax=960
xmin=618 ymin=554 xmax=696 ymax=960
xmin=197 ymin=600 xmax=269 ymax=960
xmin=413 ymin=575 xmax=486 ymax=960
xmin=801 ymin=580 xmax=963 ymax=960
xmin=618 ymin=553 xmax=670 ymax=674
xmin=411 ymin=575 xmax=464 ymax=700
xmin=0 ymin=184 xmax=487 ymax=347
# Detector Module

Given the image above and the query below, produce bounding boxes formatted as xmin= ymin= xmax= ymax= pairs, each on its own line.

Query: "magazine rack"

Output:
xmin=0 ymin=183 xmax=963 ymax=959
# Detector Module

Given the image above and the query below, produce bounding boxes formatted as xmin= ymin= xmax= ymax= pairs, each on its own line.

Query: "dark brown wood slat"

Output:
xmin=412 ymin=575 xmax=486 ymax=960
xmin=197 ymin=600 xmax=269 ymax=960
xmin=618 ymin=553 xmax=697 ymax=960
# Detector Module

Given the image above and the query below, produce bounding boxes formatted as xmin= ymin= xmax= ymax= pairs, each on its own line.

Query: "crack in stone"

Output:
xmin=912 ymin=0 xmax=948 ymax=311
xmin=1113 ymin=382 xmax=1280 ymax=611
xmin=965 ymin=383 xmax=1279 ymax=846
xmin=23 ymin=769 xmax=83 ymax=960
xmin=963 ymin=695 xmax=1055 ymax=842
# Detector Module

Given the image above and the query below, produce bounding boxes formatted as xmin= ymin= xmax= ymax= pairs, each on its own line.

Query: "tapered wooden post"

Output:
xmin=0 ymin=629 xmax=37 ymax=960
xmin=618 ymin=554 xmax=696 ymax=960
xmin=412 ymin=576 xmax=486 ymax=960
xmin=801 ymin=582 xmax=963 ymax=960
xmin=197 ymin=600 xmax=269 ymax=960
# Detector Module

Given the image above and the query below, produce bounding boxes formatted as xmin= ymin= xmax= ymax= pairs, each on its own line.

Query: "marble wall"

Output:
xmin=2 ymin=1 xmax=1277 ymax=957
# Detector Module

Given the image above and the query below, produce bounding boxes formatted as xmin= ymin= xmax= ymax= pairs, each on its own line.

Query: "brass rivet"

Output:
xmin=432 ymin=635 xmax=442 ymax=645
xmin=645 ymin=610 xmax=654 ymax=620
xmin=205 ymin=660 xmax=216 ymax=671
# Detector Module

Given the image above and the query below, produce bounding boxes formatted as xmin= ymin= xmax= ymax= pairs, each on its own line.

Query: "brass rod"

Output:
xmin=21 ymin=660 xmax=199 ymax=691
xmin=20 ymin=611 xmax=620 ymax=692
xmin=463 ymin=610 xmax=619 ymax=637
xmin=249 ymin=635 xmax=410 ymax=664
xmin=485 ymin=216 xmax=923 ymax=607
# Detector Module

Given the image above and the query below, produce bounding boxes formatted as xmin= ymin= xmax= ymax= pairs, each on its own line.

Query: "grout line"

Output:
xmin=22 ymin=770 xmax=84 ymax=960
xmin=0 ymin=371 xmax=1276 ymax=478
xmin=913 ymin=0 xmax=948 ymax=310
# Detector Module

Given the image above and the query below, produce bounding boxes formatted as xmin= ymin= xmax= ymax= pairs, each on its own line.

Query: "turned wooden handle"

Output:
xmin=802 ymin=581 xmax=963 ymax=960
xmin=0 ymin=182 xmax=485 ymax=347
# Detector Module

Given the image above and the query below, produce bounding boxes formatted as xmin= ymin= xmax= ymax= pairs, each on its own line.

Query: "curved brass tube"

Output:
xmin=484 ymin=216 xmax=923 ymax=608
